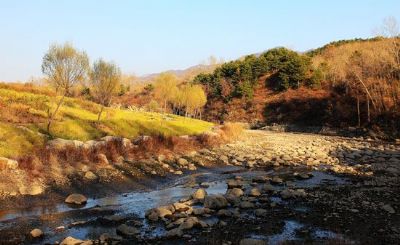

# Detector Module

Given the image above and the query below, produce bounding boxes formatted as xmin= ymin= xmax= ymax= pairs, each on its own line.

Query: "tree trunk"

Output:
xmin=97 ymin=105 xmax=104 ymax=122
xmin=47 ymin=94 xmax=66 ymax=134
xmin=357 ymin=96 xmax=361 ymax=127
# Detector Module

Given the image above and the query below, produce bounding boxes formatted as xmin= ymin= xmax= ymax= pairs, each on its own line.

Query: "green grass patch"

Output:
xmin=0 ymin=88 xmax=213 ymax=158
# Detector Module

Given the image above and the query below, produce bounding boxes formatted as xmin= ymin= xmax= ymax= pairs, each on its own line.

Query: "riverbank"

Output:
xmin=0 ymin=130 xmax=399 ymax=244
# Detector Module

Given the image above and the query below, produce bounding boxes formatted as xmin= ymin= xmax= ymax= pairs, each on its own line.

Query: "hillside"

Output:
xmin=0 ymin=84 xmax=213 ymax=158
xmin=193 ymin=37 xmax=400 ymax=137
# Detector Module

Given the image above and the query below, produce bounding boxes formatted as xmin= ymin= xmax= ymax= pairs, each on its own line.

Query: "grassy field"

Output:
xmin=0 ymin=86 xmax=213 ymax=158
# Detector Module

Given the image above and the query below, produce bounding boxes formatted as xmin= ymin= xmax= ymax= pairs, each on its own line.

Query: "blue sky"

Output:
xmin=1 ymin=0 xmax=399 ymax=81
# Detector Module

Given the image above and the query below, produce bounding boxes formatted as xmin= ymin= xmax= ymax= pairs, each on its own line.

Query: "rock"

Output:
xmin=262 ymin=184 xmax=275 ymax=193
xmin=252 ymin=176 xmax=268 ymax=183
xmin=219 ymin=155 xmax=229 ymax=164
xmin=188 ymin=164 xmax=197 ymax=171
xmin=173 ymin=202 xmax=190 ymax=212
xmin=84 ymin=171 xmax=98 ymax=180
xmin=18 ymin=184 xmax=44 ymax=196
xmin=296 ymin=173 xmax=313 ymax=180
xmin=204 ymin=194 xmax=228 ymax=209
xmin=217 ymin=209 xmax=232 ymax=217
xmin=239 ymin=238 xmax=267 ymax=245
xmin=174 ymin=170 xmax=183 ymax=175
xmin=280 ymin=189 xmax=306 ymax=199
xmin=382 ymin=204 xmax=395 ymax=214
xmin=48 ymin=138 xmax=84 ymax=150
xmin=97 ymin=153 xmax=109 ymax=165
xmin=0 ymin=157 xmax=18 ymax=170
xmin=227 ymin=179 xmax=243 ymax=188
xmin=179 ymin=217 xmax=199 ymax=230
xmin=65 ymin=194 xmax=88 ymax=205
xmin=60 ymin=236 xmax=91 ymax=245
xmin=192 ymin=207 xmax=211 ymax=216
xmin=158 ymin=154 xmax=166 ymax=162
xmin=240 ymin=201 xmax=255 ymax=209
xmin=177 ymin=158 xmax=189 ymax=166
xmin=146 ymin=206 xmax=173 ymax=221
xmin=255 ymin=209 xmax=267 ymax=217
xmin=116 ymin=224 xmax=139 ymax=237
xmin=200 ymin=182 xmax=210 ymax=188
xmin=166 ymin=228 xmax=183 ymax=238
xmin=192 ymin=188 xmax=207 ymax=200
xmin=30 ymin=228 xmax=43 ymax=238
xmin=226 ymin=188 xmax=244 ymax=197
xmin=270 ymin=176 xmax=283 ymax=185
xmin=99 ymin=233 xmax=111 ymax=242
xmin=249 ymin=188 xmax=261 ymax=197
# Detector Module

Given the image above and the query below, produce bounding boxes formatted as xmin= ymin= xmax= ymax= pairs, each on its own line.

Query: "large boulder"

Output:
xmin=65 ymin=194 xmax=88 ymax=205
xmin=192 ymin=188 xmax=207 ymax=200
xmin=204 ymin=194 xmax=228 ymax=209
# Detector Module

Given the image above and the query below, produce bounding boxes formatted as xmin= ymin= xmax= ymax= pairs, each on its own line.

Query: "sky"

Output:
xmin=1 ymin=0 xmax=400 ymax=82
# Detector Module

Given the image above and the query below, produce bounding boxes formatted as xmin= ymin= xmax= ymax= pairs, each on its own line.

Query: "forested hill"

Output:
xmin=192 ymin=37 xmax=400 ymax=135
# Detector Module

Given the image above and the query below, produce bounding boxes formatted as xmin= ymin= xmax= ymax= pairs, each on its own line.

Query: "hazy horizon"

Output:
xmin=1 ymin=0 xmax=400 ymax=82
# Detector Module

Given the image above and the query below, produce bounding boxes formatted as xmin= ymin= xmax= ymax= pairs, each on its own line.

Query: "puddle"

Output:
xmin=249 ymin=220 xmax=351 ymax=245
xmin=268 ymin=220 xmax=303 ymax=244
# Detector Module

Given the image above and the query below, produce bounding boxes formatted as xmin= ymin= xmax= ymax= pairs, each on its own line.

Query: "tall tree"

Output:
xmin=154 ymin=72 xmax=179 ymax=113
xmin=41 ymin=42 xmax=89 ymax=133
xmin=90 ymin=59 xmax=121 ymax=122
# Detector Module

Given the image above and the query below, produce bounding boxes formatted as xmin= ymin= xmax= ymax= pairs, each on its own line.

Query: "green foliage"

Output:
xmin=194 ymin=47 xmax=315 ymax=101
xmin=263 ymin=47 xmax=311 ymax=91
xmin=307 ymin=66 xmax=325 ymax=88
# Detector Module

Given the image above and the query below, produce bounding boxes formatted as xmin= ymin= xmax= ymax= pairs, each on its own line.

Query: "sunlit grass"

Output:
xmin=0 ymin=88 xmax=213 ymax=157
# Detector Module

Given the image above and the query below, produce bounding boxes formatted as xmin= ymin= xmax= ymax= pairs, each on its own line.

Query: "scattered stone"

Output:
xmin=249 ymin=188 xmax=261 ymax=197
xmin=270 ymin=176 xmax=283 ymax=185
xmin=84 ymin=171 xmax=98 ymax=180
xmin=227 ymin=179 xmax=243 ymax=188
xmin=60 ymin=236 xmax=89 ymax=245
xmin=255 ymin=209 xmax=267 ymax=217
xmin=65 ymin=194 xmax=88 ymax=205
xmin=29 ymin=228 xmax=43 ymax=238
xmin=166 ymin=228 xmax=183 ymax=238
xmin=240 ymin=201 xmax=255 ymax=209
xmin=252 ymin=176 xmax=268 ymax=183
xmin=116 ymin=224 xmax=139 ymax=237
xmin=174 ymin=170 xmax=183 ymax=175
xmin=382 ymin=204 xmax=395 ymax=214
xmin=204 ymin=194 xmax=228 ymax=209
xmin=226 ymin=188 xmax=244 ymax=197
xmin=192 ymin=188 xmax=207 ymax=200
xmin=177 ymin=158 xmax=189 ymax=166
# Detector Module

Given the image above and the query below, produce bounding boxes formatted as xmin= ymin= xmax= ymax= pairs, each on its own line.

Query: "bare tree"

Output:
xmin=90 ymin=59 xmax=121 ymax=122
xmin=41 ymin=42 xmax=89 ymax=133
